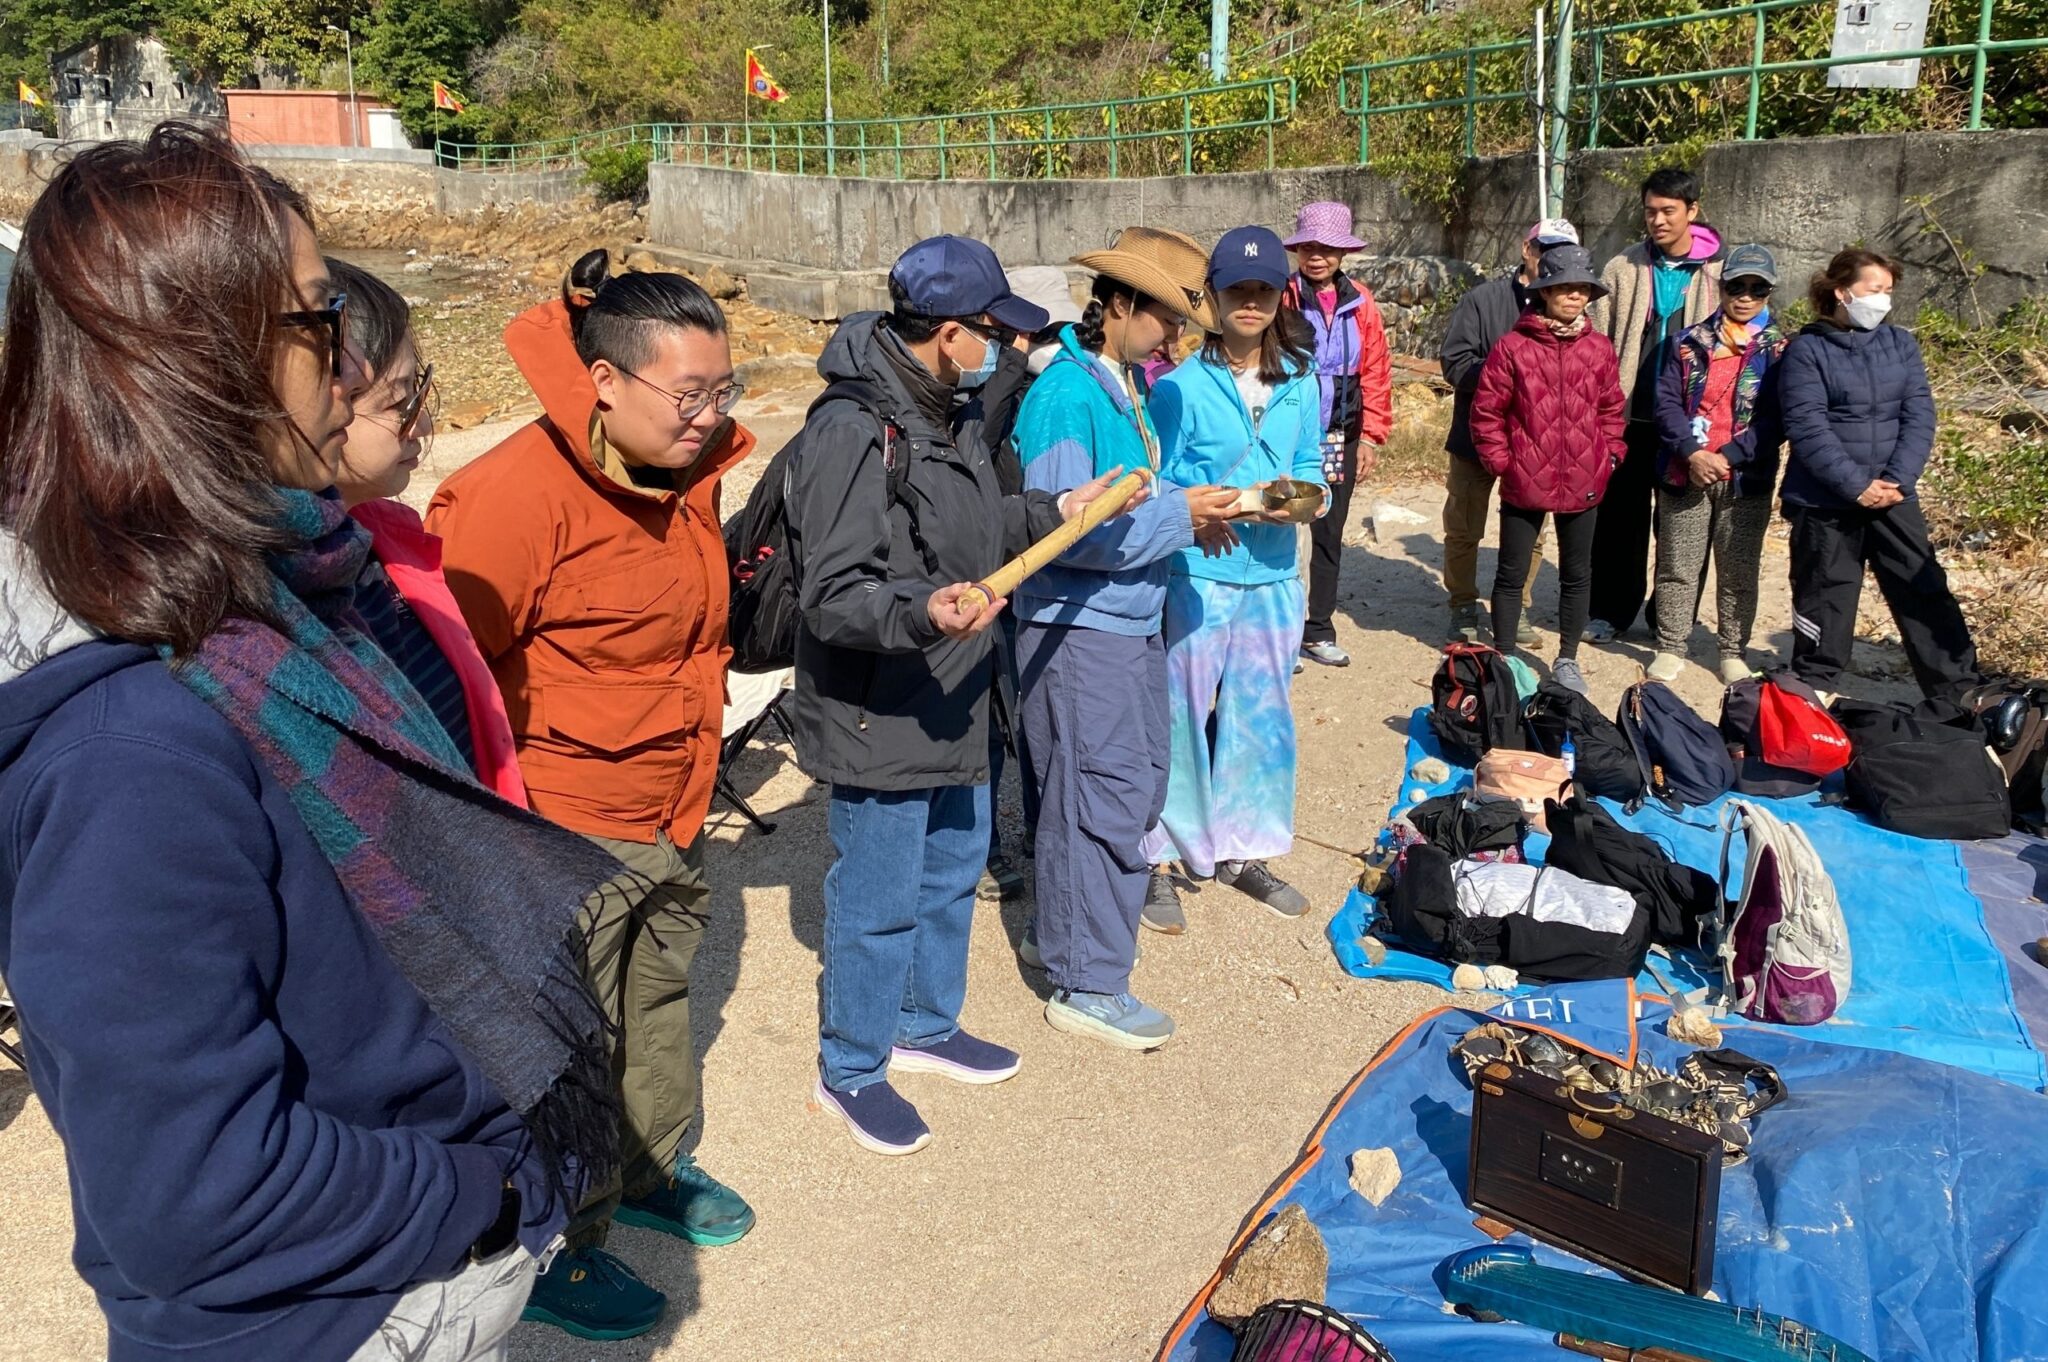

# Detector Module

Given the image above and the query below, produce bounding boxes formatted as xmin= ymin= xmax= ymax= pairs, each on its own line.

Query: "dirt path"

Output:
xmin=0 ymin=387 xmax=1926 ymax=1361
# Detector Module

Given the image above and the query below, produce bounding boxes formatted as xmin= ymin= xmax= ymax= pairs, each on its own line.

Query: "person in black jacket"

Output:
xmin=786 ymin=236 xmax=1133 ymax=1157
xmin=1777 ymin=247 xmax=1981 ymax=700
xmin=1437 ymin=218 xmax=1578 ymax=643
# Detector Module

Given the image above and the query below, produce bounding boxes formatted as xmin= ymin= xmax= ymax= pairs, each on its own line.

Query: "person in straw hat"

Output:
xmin=1142 ymin=226 xmax=1328 ymax=925
xmin=1279 ymin=200 xmax=1393 ymax=669
xmin=1008 ymin=229 xmax=1243 ymax=1049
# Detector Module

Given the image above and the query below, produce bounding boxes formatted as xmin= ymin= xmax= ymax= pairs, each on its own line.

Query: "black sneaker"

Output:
xmin=1217 ymin=860 xmax=1310 ymax=919
xmin=1141 ymin=869 xmax=1186 ymax=935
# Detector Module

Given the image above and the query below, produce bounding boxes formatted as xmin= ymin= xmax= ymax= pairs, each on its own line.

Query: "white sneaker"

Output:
xmin=1647 ymin=651 xmax=1684 ymax=683
xmin=1719 ymin=656 xmax=1753 ymax=685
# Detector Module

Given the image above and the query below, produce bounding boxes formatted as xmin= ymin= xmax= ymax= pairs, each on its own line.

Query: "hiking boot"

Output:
xmin=1141 ymin=869 xmax=1186 ymax=935
xmin=1647 ymin=651 xmax=1684 ymax=683
xmin=1719 ymin=655 xmax=1752 ymax=685
xmin=891 ymin=1030 xmax=1021 ymax=1085
xmin=521 ymin=1247 xmax=665 ymax=1341
xmin=1447 ymin=603 xmax=1482 ymax=644
xmin=1217 ymin=860 xmax=1310 ymax=919
xmin=976 ymin=852 xmax=1027 ymax=904
xmin=615 ymin=1152 xmax=756 ymax=1246
xmin=814 ymin=1076 xmax=932 ymax=1156
xmin=1301 ymin=640 xmax=1351 ymax=668
xmin=1044 ymin=990 xmax=1176 ymax=1051
xmin=1552 ymin=658 xmax=1590 ymax=696
xmin=1582 ymin=618 xmax=1617 ymax=644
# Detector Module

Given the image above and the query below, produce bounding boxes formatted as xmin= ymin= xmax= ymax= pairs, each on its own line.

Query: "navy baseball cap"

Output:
xmin=889 ymin=235 xmax=1049 ymax=334
xmin=1209 ymin=225 xmax=1290 ymax=292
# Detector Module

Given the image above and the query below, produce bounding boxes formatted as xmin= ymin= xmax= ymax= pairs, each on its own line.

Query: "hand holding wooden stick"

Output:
xmin=956 ymin=469 xmax=1151 ymax=615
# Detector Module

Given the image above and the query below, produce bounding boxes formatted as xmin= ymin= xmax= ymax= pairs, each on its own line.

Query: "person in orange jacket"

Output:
xmin=426 ymin=250 xmax=756 ymax=1342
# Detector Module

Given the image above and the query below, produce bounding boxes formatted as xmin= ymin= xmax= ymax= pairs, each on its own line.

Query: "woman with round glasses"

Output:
xmin=0 ymin=124 xmax=624 ymax=1361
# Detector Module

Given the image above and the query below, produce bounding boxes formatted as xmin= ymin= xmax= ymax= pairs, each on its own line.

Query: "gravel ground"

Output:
xmin=0 ymin=385 xmax=1922 ymax=1361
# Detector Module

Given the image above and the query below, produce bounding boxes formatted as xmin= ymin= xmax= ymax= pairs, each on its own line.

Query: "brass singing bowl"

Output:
xmin=1261 ymin=477 xmax=1324 ymax=524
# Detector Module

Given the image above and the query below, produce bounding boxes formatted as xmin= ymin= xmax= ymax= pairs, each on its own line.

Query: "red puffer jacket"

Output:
xmin=1470 ymin=312 xmax=1628 ymax=513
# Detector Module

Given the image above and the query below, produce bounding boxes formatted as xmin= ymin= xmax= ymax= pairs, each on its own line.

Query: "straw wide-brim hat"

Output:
xmin=1071 ymin=227 xmax=1219 ymax=333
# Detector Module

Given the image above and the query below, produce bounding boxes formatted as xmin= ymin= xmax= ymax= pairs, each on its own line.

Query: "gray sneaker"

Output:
xmin=1018 ymin=923 xmax=1044 ymax=971
xmin=1141 ymin=870 xmax=1186 ymax=935
xmin=1447 ymin=603 xmax=1483 ymax=644
xmin=1552 ymin=658 xmax=1590 ymax=696
xmin=1300 ymin=640 xmax=1351 ymax=668
xmin=1217 ymin=859 xmax=1310 ymax=918
xmin=1516 ymin=618 xmax=1539 ymax=647
xmin=1581 ymin=618 xmax=1617 ymax=644
xmin=1045 ymin=990 xmax=1176 ymax=1051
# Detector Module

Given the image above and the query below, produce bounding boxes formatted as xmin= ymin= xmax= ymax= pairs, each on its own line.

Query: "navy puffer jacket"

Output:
xmin=1776 ymin=319 xmax=1937 ymax=510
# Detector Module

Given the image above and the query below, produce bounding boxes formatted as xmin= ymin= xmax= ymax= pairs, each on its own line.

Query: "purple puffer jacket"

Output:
xmin=1471 ymin=311 xmax=1629 ymax=514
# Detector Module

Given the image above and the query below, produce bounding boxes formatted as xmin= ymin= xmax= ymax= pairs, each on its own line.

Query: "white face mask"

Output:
xmin=1842 ymin=291 xmax=1892 ymax=331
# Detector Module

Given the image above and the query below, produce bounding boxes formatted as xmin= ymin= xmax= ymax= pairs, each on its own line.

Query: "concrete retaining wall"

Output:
xmin=649 ymin=128 xmax=2048 ymax=323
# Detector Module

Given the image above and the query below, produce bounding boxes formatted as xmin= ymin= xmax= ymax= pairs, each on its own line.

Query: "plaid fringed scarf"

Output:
xmin=170 ymin=488 xmax=623 ymax=1209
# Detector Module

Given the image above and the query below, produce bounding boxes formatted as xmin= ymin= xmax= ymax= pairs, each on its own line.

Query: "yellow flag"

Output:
xmin=17 ymin=79 xmax=45 ymax=108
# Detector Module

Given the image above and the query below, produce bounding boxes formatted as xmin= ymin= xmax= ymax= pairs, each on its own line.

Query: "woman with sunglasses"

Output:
xmin=1647 ymin=243 xmax=1792 ymax=685
xmin=0 ymin=124 xmax=623 ymax=1361
xmin=324 ymin=259 xmax=527 ymax=806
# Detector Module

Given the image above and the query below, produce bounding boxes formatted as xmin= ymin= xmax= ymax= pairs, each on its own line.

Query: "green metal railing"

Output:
xmin=1339 ymin=0 xmax=2048 ymax=164
xmin=436 ymin=77 xmax=1297 ymax=180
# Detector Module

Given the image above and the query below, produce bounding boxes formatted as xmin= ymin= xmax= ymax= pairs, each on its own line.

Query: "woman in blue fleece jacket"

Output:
xmin=0 ymin=126 xmax=622 ymax=1362
xmin=1141 ymin=226 xmax=1327 ymax=922
xmin=1010 ymin=228 xmax=1239 ymax=1050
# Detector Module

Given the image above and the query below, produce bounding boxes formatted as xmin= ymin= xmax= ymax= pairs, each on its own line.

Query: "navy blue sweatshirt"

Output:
xmin=0 ymin=589 xmax=560 ymax=1358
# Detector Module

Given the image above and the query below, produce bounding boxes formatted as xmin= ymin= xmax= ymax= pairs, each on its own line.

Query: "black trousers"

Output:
xmin=1494 ymin=502 xmax=1599 ymax=661
xmin=1586 ymin=420 xmax=1661 ymax=632
xmin=1786 ymin=499 xmax=1981 ymax=700
xmin=1303 ymin=435 xmax=1360 ymax=645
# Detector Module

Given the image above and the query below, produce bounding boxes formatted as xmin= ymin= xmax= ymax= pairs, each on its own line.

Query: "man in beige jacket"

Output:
xmin=1584 ymin=166 xmax=1724 ymax=641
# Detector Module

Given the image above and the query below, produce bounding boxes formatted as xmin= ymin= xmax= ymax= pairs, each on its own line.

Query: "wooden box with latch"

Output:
xmin=1467 ymin=1060 xmax=1723 ymax=1295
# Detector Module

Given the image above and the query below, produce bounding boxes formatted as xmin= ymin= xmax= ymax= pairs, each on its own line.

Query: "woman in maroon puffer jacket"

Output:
xmin=1470 ymin=244 xmax=1628 ymax=695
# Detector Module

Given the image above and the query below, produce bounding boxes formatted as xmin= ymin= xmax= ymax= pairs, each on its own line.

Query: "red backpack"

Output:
xmin=1756 ymin=677 xmax=1851 ymax=777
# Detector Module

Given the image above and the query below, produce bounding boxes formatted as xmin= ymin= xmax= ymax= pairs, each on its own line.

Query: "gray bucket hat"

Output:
xmin=1532 ymin=244 xmax=1609 ymax=299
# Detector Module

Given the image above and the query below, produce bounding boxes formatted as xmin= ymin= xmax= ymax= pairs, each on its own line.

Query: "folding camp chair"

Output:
xmin=716 ymin=667 xmax=796 ymax=833
xmin=0 ymin=979 xmax=22 ymax=1070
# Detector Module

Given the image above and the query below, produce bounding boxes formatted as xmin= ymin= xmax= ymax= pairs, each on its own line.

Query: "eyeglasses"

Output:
xmin=1724 ymin=279 xmax=1774 ymax=300
xmin=279 ymin=292 xmax=348 ymax=377
xmin=959 ymin=319 xmax=1021 ymax=349
xmin=621 ymin=368 xmax=747 ymax=423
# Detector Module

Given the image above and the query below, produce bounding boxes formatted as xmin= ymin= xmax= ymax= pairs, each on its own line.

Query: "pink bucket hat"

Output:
xmin=1282 ymin=201 xmax=1368 ymax=252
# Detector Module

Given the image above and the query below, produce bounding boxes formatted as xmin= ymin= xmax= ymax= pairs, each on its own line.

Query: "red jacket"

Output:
xmin=1281 ymin=272 xmax=1394 ymax=447
xmin=1470 ymin=312 xmax=1627 ymax=514
xmin=348 ymin=498 xmax=530 ymax=808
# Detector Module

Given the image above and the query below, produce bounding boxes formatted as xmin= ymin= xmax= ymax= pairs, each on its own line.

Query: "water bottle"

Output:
xmin=1561 ymin=729 xmax=1578 ymax=779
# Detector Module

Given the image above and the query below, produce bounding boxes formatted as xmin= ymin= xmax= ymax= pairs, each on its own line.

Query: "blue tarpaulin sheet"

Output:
xmin=1326 ymin=708 xmax=2046 ymax=1091
xmin=1160 ymin=1002 xmax=2048 ymax=1362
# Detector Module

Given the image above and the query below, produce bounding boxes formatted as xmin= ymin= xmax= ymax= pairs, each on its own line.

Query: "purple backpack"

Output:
xmin=1713 ymin=801 xmax=1851 ymax=1025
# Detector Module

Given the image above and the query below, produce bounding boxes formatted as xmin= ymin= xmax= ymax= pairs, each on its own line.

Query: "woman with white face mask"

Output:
xmin=1776 ymin=248 xmax=1981 ymax=701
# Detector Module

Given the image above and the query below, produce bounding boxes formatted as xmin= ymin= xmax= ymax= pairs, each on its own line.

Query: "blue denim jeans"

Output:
xmin=820 ymin=782 xmax=989 ymax=1092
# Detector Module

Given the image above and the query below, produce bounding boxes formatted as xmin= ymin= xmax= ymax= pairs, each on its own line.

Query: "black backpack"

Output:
xmin=723 ymin=380 xmax=922 ymax=672
xmin=1383 ymin=843 xmax=1650 ymax=983
xmin=1720 ymin=672 xmax=1825 ymax=798
xmin=1429 ymin=643 xmax=1527 ymax=766
xmin=1833 ymin=696 xmax=2011 ymax=839
xmin=1403 ymin=790 xmax=1525 ymax=860
xmin=1544 ymin=795 xmax=1720 ymax=947
xmin=1523 ymin=680 xmax=1641 ymax=802
xmin=1962 ymin=680 xmax=2048 ymax=832
xmin=1616 ymin=680 xmax=1736 ymax=810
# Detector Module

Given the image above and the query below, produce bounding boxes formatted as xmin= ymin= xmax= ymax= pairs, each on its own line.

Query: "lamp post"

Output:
xmin=326 ymin=24 xmax=357 ymax=148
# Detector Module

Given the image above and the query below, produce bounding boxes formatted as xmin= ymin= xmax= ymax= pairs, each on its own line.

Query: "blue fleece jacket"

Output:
xmin=1012 ymin=327 xmax=1195 ymax=633
xmin=1152 ymin=352 xmax=1326 ymax=584
xmin=0 ymin=612 xmax=557 ymax=1359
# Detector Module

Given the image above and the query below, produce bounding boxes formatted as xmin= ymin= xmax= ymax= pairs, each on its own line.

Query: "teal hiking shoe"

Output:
xmin=1045 ymin=989 xmax=1176 ymax=1051
xmin=615 ymin=1153 xmax=757 ymax=1247
xmin=520 ymin=1247 xmax=665 ymax=1341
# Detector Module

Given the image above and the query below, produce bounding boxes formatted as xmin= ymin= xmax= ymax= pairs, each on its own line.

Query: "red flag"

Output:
xmin=432 ymin=81 xmax=466 ymax=113
xmin=746 ymin=50 xmax=787 ymax=103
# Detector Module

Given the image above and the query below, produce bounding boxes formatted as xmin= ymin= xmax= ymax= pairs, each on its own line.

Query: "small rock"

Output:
xmin=440 ymin=400 xmax=498 ymax=431
xmin=401 ymin=260 xmax=435 ymax=276
xmin=1372 ymin=501 xmax=1429 ymax=528
xmin=1348 ymin=1147 xmax=1401 ymax=1206
xmin=1359 ymin=935 xmax=1388 ymax=966
xmin=1208 ymin=1204 xmax=1328 ymax=1325
xmin=694 ymin=265 xmax=741 ymax=300
xmin=1451 ymin=963 xmax=1489 ymax=992
xmin=1667 ymin=1004 xmax=1725 ymax=1048
xmin=1481 ymin=965 xmax=1519 ymax=990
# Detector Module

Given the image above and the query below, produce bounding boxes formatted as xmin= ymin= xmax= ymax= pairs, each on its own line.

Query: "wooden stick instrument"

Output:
xmin=957 ymin=470 xmax=1149 ymax=614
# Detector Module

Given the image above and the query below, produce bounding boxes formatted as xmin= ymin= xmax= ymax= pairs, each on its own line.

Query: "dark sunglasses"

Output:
xmin=395 ymin=361 xmax=435 ymax=435
xmin=959 ymin=318 xmax=1021 ymax=349
xmin=279 ymin=292 xmax=349 ymax=377
xmin=622 ymin=368 xmax=747 ymax=422
xmin=1724 ymin=278 xmax=1774 ymax=300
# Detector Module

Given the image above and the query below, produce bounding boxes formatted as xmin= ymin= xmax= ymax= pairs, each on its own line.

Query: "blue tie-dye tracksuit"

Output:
xmin=1012 ymin=328 xmax=1195 ymax=993
xmin=1140 ymin=352 xmax=1325 ymax=878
